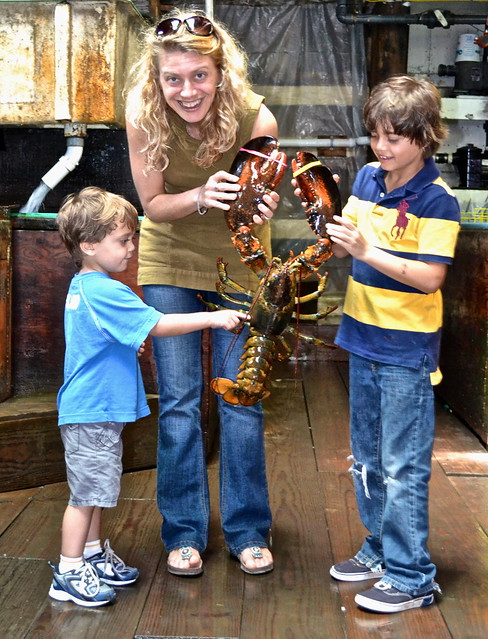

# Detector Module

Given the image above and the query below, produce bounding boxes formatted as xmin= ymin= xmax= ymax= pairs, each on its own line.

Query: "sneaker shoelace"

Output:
xmin=101 ymin=539 xmax=127 ymax=576
xmin=78 ymin=562 xmax=102 ymax=596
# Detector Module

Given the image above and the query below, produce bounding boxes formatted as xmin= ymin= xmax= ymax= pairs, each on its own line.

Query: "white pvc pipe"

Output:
xmin=41 ymin=138 xmax=84 ymax=190
xmin=20 ymin=126 xmax=86 ymax=213
xmin=279 ymin=136 xmax=370 ymax=148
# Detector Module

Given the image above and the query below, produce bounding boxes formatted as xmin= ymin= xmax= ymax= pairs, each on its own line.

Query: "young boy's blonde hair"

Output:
xmin=57 ymin=187 xmax=139 ymax=268
xmin=363 ymin=75 xmax=447 ymax=157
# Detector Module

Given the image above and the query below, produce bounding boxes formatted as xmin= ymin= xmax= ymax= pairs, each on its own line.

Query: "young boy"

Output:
xmin=50 ymin=186 xmax=246 ymax=607
xmin=325 ymin=76 xmax=460 ymax=613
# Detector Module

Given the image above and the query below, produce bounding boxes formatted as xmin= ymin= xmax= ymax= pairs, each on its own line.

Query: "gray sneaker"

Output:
xmin=48 ymin=561 xmax=116 ymax=607
xmin=355 ymin=581 xmax=434 ymax=613
xmin=330 ymin=558 xmax=385 ymax=582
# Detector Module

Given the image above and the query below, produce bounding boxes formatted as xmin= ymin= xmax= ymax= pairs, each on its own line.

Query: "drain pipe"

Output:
xmin=20 ymin=123 xmax=87 ymax=213
xmin=336 ymin=0 xmax=486 ymax=28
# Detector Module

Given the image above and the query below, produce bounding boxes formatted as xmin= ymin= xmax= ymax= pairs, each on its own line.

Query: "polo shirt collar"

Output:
xmin=372 ymin=157 xmax=440 ymax=198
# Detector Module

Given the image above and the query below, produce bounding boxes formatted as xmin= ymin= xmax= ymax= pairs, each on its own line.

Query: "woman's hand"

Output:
xmin=199 ymin=170 xmax=241 ymax=211
xmin=199 ymin=170 xmax=280 ymax=225
xmin=254 ymin=190 xmax=280 ymax=225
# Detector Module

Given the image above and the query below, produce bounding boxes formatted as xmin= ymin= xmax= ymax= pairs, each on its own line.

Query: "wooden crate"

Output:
xmin=437 ymin=228 xmax=488 ymax=444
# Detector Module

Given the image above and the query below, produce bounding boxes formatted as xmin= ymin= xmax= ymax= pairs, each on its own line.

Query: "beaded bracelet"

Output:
xmin=196 ymin=185 xmax=208 ymax=216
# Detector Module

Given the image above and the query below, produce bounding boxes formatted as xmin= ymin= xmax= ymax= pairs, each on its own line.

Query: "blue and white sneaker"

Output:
xmin=355 ymin=580 xmax=434 ymax=613
xmin=48 ymin=561 xmax=116 ymax=607
xmin=330 ymin=558 xmax=385 ymax=582
xmin=86 ymin=539 xmax=139 ymax=586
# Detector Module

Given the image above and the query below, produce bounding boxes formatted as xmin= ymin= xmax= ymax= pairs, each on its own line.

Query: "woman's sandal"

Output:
xmin=167 ymin=546 xmax=203 ymax=577
xmin=238 ymin=546 xmax=274 ymax=575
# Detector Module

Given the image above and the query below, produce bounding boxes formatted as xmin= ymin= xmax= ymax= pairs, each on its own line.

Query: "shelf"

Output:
xmin=441 ymin=97 xmax=488 ymax=121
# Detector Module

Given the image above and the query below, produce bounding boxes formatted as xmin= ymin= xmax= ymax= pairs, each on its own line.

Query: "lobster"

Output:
xmin=207 ymin=139 xmax=342 ymax=406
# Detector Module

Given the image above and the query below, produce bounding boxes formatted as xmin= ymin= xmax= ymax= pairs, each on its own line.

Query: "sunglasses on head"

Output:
xmin=155 ymin=16 xmax=215 ymax=38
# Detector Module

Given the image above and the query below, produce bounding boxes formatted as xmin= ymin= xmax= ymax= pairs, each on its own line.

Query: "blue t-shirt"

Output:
xmin=57 ymin=271 xmax=163 ymax=426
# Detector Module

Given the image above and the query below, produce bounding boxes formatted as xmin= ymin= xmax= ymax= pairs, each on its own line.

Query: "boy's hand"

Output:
xmin=209 ymin=309 xmax=249 ymax=331
xmin=326 ymin=215 xmax=369 ymax=260
xmin=137 ymin=341 xmax=146 ymax=357
xmin=292 ymin=173 xmax=340 ymax=208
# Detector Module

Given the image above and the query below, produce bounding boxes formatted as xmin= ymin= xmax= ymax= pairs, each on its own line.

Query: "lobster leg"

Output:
xmin=231 ymin=226 xmax=269 ymax=278
xmin=293 ymin=239 xmax=333 ymax=275
xmin=215 ymin=283 xmax=252 ymax=308
xmin=294 ymin=273 xmax=327 ymax=304
xmin=283 ymin=326 xmax=336 ymax=349
xmin=216 ymin=258 xmax=255 ymax=297
xmin=197 ymin=294 xmax=220 ymax=311
xmin=293 ymin=305 xmax=338 ymax=322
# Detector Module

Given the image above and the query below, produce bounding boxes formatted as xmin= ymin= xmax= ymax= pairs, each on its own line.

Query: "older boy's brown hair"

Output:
xmin=363 ymin=75 xmax=447 ymax=157
xmin=57 ymin=187 xmax=138 ymax=268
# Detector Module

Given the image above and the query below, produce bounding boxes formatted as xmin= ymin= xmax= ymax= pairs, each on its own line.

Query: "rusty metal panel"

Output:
xmin=0 ymin=2 xmax=57 ymax=125
xmin=0 ymin=0 xmax=145 ymax=126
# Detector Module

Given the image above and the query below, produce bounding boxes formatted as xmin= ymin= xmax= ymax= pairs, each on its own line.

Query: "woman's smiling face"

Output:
xmin=158 ymin=50 xmax=220 ymax=133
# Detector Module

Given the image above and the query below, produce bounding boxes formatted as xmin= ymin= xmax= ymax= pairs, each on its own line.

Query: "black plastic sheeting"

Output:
xmin=215 ymin=3 xmax=368 ymax=255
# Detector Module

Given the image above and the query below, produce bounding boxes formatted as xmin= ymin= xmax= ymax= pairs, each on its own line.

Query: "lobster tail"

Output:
xmin=211 ymin=378 xmax=241 ymax=405
xmin=211 ymin=331 xmax=276 ymax=406
xmin=211 ymin=376 xmax=271 ymax=406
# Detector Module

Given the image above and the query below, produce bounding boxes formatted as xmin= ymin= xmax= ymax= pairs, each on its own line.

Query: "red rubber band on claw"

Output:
xmin=239 ymin=147 xmax=287 ymax=167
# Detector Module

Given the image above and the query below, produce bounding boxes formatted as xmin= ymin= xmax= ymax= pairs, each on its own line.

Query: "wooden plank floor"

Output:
xmin=0 ymin=360 xmax=487 ymax=639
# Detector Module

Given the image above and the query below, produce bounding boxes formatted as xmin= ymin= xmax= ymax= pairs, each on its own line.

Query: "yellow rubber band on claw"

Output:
xmin=292 ymin=160 xmax=322 ymax=178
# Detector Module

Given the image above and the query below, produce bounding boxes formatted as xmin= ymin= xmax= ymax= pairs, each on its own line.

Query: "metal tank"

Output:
xmin=0 ymin=0 xmax=145 ymax=126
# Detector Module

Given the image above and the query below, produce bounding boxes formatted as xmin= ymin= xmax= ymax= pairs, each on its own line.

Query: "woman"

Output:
xmin=125 ymin=9 xmax=279 ymax=576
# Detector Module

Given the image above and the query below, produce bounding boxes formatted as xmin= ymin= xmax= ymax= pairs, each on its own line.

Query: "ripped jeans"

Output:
xmin=349 ymin=353 xmax=436 ymax=596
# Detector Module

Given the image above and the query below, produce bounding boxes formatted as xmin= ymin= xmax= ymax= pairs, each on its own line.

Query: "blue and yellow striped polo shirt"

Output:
xmin=335 ymin=158 xmax=460 ymax=383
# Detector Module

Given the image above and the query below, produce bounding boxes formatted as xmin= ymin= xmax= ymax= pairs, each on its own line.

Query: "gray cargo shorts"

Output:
xmin=60 ymin=421 xmax=125 ymax=508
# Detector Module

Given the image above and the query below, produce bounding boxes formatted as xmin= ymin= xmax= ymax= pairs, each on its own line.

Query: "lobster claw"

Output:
xmin=292 ymin=151 xmax=342 ymax=238
xmin=225 ymin=135 xmax=287 ymax=233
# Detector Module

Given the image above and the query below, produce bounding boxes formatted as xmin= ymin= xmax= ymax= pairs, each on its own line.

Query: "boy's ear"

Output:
xmin=80 ymin=241 xmax=96 ymax=256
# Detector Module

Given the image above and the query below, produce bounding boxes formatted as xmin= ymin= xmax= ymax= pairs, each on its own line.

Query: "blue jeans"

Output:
xmin=143 ymin=285 xmax=271 ymax=556
xmin=349 ymin=353 xmax=436 ymax=596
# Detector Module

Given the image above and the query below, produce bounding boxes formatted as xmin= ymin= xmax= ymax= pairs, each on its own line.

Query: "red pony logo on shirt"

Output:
xmin=391 ymin=199 xmax=410 ymax=239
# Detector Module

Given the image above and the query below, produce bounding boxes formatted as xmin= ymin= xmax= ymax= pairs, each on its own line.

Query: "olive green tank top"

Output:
xmin=137 ymin=91 xmax=271 ymax=292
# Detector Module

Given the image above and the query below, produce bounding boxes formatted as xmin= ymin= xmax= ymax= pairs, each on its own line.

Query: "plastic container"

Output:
xmin=456 ymin=33 xmax=481 ymax=63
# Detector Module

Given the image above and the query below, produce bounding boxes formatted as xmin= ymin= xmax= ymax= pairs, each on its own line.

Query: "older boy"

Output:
xmin=326 ymin=76 xmax=460 ymax=613
xmin=50 ymin=187 xmax=246 ymax=607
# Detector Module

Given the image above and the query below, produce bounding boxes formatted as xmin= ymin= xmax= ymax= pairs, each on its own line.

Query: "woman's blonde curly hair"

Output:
xmin=125 ymin=9 xmax=252 ymax=172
